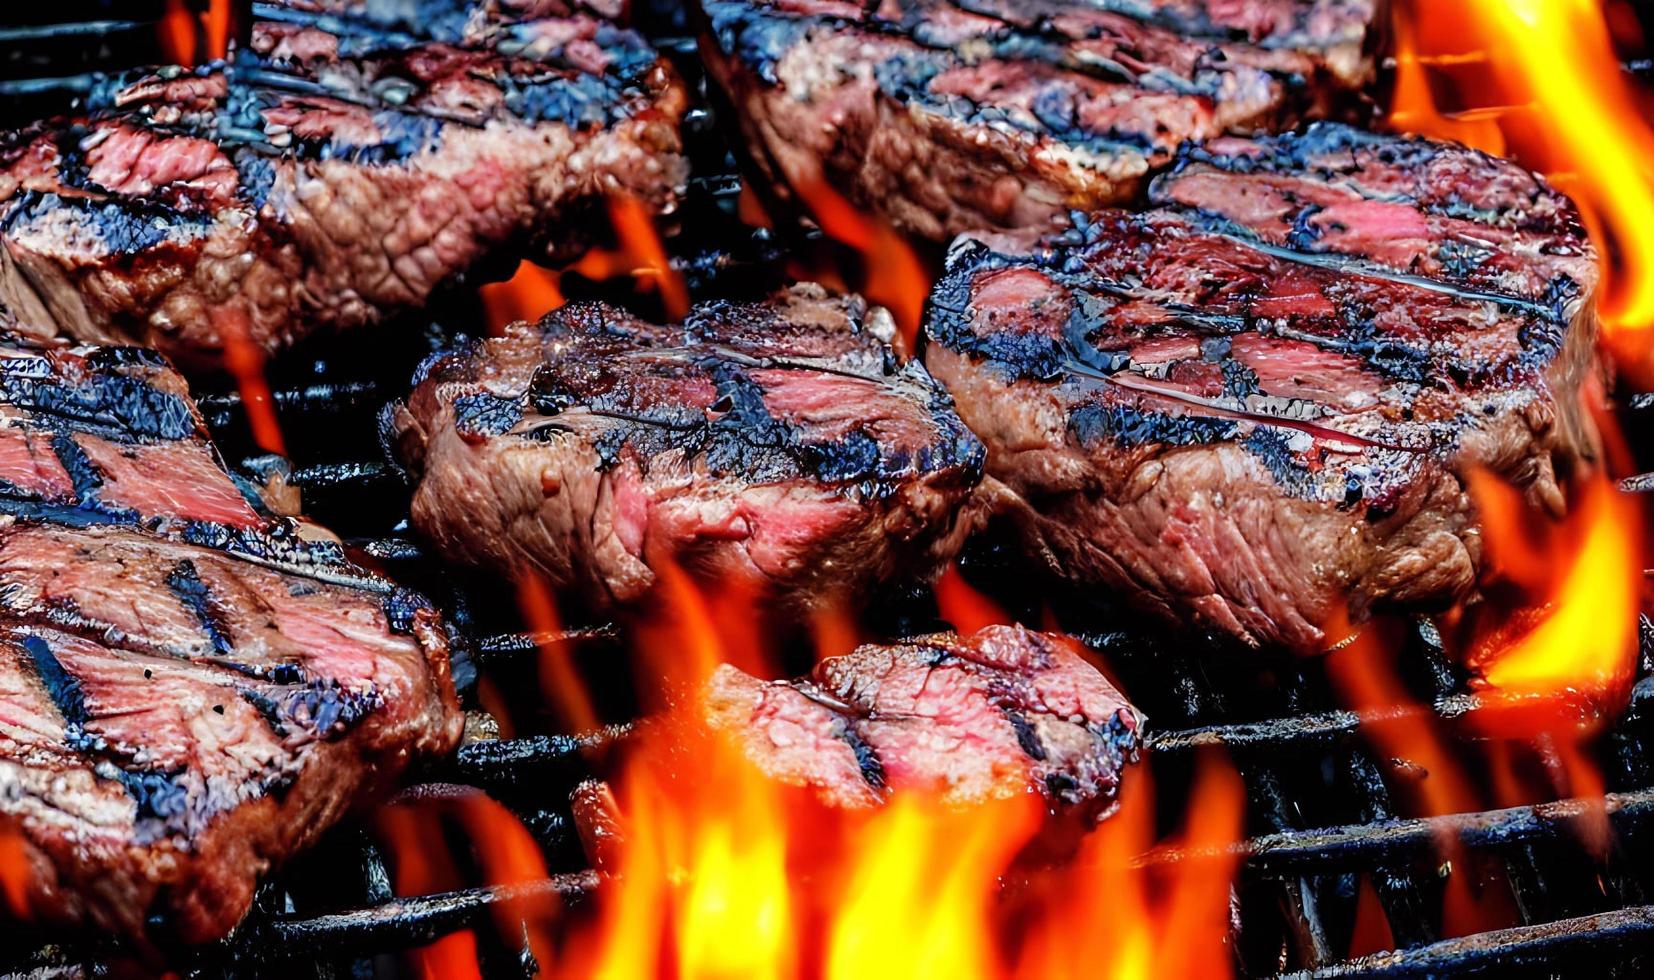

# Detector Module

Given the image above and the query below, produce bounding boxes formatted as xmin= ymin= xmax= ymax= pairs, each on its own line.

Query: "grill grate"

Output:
xmin=6 ymin=17 xmax=1654 ymax=980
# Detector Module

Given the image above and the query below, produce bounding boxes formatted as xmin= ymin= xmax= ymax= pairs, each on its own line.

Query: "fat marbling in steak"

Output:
xmin=922 ymin=123 xmax=1602 ymax=654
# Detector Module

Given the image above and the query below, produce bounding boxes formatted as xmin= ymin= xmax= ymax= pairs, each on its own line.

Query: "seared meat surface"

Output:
xmin=923 ymin=124 xmax=1602 ymax=654
xmin=0 ymin=1 xmax=685 ymax=364
xmin=698 ymin=0 xmax=1375 ymax=241
xmin=385 ymin=284 xmax=984 ymax=614
xmin=703 ymin=625 xmax=1142 ymax=816
xmin=0 ymin=336 xmax=461 ymax=943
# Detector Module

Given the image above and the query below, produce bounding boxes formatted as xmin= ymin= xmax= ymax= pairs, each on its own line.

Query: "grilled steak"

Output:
xmin=922 ymin=124 xmax=1602 ymax=654
xmin=697 ymin=0 xmax=1375 ymax=242
xmin=384 ymin=284 xmax=985 ymax=615
xmin=0 ymin=2 xmax=686 ymax=364
xmin=0 ymin=335 xmax=461 ymax=942
xmin=702 ymin=625 xmax=1142 ymax=816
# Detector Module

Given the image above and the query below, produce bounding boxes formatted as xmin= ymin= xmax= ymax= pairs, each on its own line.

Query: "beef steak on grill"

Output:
xmin=0 ymin=1 xmax=686 ymax=364
xmin=697 ymin=0 xmax=1375 ymax=242
xmin=0 ymin=335 xmax=462 ymax=943
xmin=922 ymin=124 xmax=1602 ymax=654
xmin=384 ymin=284 xmax=985 ymax=615
xmin=703 ymin=624 xmax=1142 ymax=816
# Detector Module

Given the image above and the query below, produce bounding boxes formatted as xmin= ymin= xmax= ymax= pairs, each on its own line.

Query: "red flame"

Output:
xmin=0 ymin=825 xmax=30 ymax=919
xmin=480 ymin=261 xmax=566 ymax=335
xmin=218 ymin=309 xmax=286 ymax=455
xmin=790 ymin=178 xmax=930 ymax=355
xmin=1389 ymin=0 xmax=1654 ymax=380
xmin=516 ymin=573 xmax=599 ymax=732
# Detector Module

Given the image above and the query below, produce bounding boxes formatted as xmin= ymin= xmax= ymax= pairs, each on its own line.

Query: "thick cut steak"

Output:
xmin=703 ymin=625 xmax=1142 ymax=817
xmin=0 ymin=2 xmax=685 ymax=364
xmin=0 ymin=336 xmax=461 ymax=942
xmin=384 ymin=284 xmax=984 ymax=614
xmin=923 ymin=124 xmax=1602 ymax=654
xmin=697 ymin=0 xmax=1374 ymax=241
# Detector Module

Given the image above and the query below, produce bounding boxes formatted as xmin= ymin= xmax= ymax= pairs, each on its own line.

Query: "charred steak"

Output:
xmin=697 ymin=0 xmax=1375 ymax=241
xmin=703 ymin=625 xmax=1142 ymax=817
xmin=0 ymin=2 xmax=686 ymax=364
xmin=922 ymin=124 xmax=1602 ymax=654
xmin=0 ymin=336 xmax=461 ymax=942
xmin=384 ymin=284 xmax=985 ymax=614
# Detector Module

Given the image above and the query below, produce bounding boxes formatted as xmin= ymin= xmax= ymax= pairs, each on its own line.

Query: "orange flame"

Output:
xmin=1389 ymin=0 xmax=1654 ymax=378
xmin=536 ymin=570 xmax=1244 ymax=980
xmin=218 ymin=309 xmax=286 ymax=455
xmin=516 ymin=573 xmax=599 ymax=732
xmin=0 ymin=825 xmax=30 ymax=919
xmin=1465 ymin=472 xmax=1642 ymax=704
xmin=158 ymin=0 xmax=236 ymax=65
xmin=1323 ymin=614 xmax=1519 ymax=937
xmin=159 ymin=0 xmax=197 ymax=66
xmin=934 ymin=563 xmax=1011 ymax=634
xmin=480 ymin=195 xmax=686 ymax=334
xmin=378 ymin=789 xmax=560 ymax=976
xmin=569 ymin=195 xmax=689 ymax=322
xmin=480 ymin=260 xmax=566 ymax=335
xmin=790 ymin=179 xmax=930 ymax=354
xmin=1016 ymin=756 xmax=1244 ymax=980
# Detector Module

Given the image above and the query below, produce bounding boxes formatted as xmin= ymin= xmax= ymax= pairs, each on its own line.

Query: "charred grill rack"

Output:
xmin=3 ymin=15 xmax=1654 ymax=980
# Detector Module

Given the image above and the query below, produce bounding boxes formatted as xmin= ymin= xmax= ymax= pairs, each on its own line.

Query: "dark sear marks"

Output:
xmin=922 ymin=123 xmax=1604 ymax=654
xmin=697 ymin=0 xmax=1375 ymax=242
xmin=0 ymin=0 xmax=687 ymax=364
xmin=385 ymin=283 xmax=985 ymax=616
xmin=701 ymin=624 xmax=1143 ymax=819
xmin=0 ymin=334 xmax=460 ymax=945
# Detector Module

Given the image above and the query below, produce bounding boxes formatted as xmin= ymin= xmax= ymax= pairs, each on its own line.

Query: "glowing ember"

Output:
xmin=1389 ymin=0 xmax=1654 ymax=377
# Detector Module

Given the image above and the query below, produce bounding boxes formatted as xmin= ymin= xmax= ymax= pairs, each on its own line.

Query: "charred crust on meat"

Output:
xmin=833 ymin=717 xmax=888 ymax=792
xmin=166 ymin=560 xmax=237 ymax=656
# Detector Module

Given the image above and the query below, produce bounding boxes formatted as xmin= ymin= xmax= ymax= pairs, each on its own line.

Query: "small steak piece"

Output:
xmin=0 ymin=2 xmax=685 ymax=364
xmin=385 ymin=284 xmax=985 ymax=614
xmin=703 ymin=625 xmax=1142 ymax=816
xmin=697 ymin=0 xmax=1375 ymax=242
xmin=923 ymin=125 xmax=1602 ymax=654
xmin=0 ymin=335 xmax=462 ymax=942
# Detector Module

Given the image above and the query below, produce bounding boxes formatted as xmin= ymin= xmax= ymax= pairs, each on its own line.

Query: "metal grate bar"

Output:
xmin=1143 ymin=788 xmax=1654 ymax=875
xmin=1279 ymin=904 xmax=1654 ymax=978
xmin=247 ymin=873 xmax=600 ymax=956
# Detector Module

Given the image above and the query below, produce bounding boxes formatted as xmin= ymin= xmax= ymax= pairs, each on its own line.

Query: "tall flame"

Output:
xmin=404 ymin=568 xmax=1245 ymax=978
xmin=218 ymin=309 xmax=286 ymax=456
xmin=790 ymin=178 xmax=931 ymax=354
xmin=1466 ymin=472 xmax=1641 ymax=702
xmin=1390 ymin=0 xmax=1654 ymax=376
